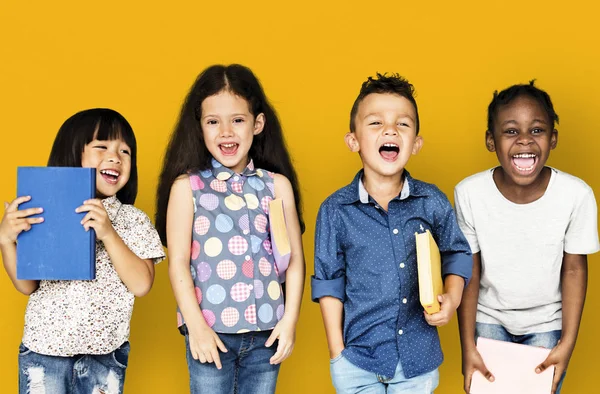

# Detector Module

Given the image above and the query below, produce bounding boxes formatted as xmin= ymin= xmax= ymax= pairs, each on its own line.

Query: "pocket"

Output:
xmin=18 ymin=343 xmax=32 ymax=357
xmin=111 ymin=341 xmax=130 ymax=369
xmin=329 ymin=352 xmax=344 ymax=364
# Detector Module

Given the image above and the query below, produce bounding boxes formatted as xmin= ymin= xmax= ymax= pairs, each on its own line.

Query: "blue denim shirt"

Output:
xmin=312 ymin=170 xmax=472 ymax=378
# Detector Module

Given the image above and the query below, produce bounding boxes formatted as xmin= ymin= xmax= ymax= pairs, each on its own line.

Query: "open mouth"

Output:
xmin=100 ymin=169 xmax=120 ymax=185
xmin=379 ymin=143 xmax=400 ymax=162
xmin=511 ymin=153 xmax=537 ymax=173
xmin=220 ymin=143 xmax=239 ymax=156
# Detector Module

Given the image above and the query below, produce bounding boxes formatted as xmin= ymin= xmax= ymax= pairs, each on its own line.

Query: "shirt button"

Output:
xmin=249 ymin=284 xmax=253 ymax=290
xmin=234 ymin=176 xmax=239 ymax=181
xmin=245 ymin=255 xmax=251 ymax=261
xmin=393 ymin=229 xmax=399 ymax=235
xmin=402 ymin=298 xmax=407 ymax=304
xmin=398 ymin=329 xmax=404 ymax=335
xmin=400 ymin=263 xmax=405 ymax=268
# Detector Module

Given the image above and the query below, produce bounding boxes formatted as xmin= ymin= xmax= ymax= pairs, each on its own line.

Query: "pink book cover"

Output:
xmin=470 ymin=337 xmax=554 ymax=394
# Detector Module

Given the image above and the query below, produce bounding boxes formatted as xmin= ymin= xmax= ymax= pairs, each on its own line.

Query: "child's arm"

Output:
xmin=77 ymin=199 xmax=154 ymax=297
xmin=166 ymin=175 xmax=227 ymax=370
xmin=424 ymin=274 xmax=465 ymax=326
xmin=312 ymin=199 xmax=346 ymax=359
xmin=319 ymin=296 xmax=345 ymax=358
xmin=265 ymin=174 xmax=305 ymax=364
xmin=457 ymin=253 xmax=494 ymax=393
xmin=424 ymin=190 xmax=473 ymax=327
xmin=0 ymin=197 xmax=42 ymax=295
xmin=536 ymin=252 xmax=587 ymax=394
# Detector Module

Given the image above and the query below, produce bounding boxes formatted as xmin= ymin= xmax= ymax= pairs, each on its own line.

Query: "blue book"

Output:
xmin=16 ymin=167 xmax=96 ymax=280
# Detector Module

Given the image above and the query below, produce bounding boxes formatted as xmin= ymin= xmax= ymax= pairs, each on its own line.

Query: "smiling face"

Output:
xmin=487 ymin=94 xmax=558 ymax=187
xmin=81 ymin=136 xmax=132 ymax=198
xmin=346 ymin=93 xmax=422 ymax=181
xmin=200 ymin=90 xmax=265 ymax=174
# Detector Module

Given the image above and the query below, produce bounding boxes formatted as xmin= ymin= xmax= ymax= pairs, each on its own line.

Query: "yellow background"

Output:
xmin=1 ymin=1 xmax=599 ymax=392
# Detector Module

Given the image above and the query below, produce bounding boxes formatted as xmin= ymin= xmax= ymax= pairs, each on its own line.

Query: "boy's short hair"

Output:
xmin=487 ymin=80 xmax=559 ymax=132
xmin=349 ymin=73 xmax=420 ymax=134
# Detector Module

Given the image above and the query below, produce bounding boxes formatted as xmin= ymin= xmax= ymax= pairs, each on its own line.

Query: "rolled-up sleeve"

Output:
xmin=311 ymin=200 xmax=346 ymax=302
xmin=433 ymin=191 xmax=472 ymax=284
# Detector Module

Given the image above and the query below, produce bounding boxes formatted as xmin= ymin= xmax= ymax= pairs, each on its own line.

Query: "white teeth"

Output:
xmin=515 ymin=164 xmax=535 ymax=171
xmin=100 ymin=169 xmax=119 ymax=177
xmin=382 ymin=143 xmax=398 ymax=148
xmin=221 ymin=143 xmax=237 ymax=148
xmin=513 ymin=153 xmax=536 ymax=158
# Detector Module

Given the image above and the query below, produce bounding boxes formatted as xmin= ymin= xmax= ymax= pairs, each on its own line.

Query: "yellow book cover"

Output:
xmin=268 ymin=198 xmax=291 ymax=276
xmin=415 ymin=229 xmax=443 ymax=314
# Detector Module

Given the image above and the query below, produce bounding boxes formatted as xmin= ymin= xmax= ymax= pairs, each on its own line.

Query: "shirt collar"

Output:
xmin=210 ymin=157 xmax=257 ymax=181
xmin=101 ymin=195 xmax=122 ymax=222
xmin=341 ymin=169 xmax=426 ymax=205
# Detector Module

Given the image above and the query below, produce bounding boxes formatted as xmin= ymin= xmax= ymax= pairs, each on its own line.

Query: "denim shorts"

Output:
xmin=18 ymin=341 xmax=130 ymax=394
xmin=475 ymin=322 xmax=565 ymax=393
xmin=329 ymin=352 xmax=438 ymax=394
xmin=184 ymin=329 xmax=280 ymax=394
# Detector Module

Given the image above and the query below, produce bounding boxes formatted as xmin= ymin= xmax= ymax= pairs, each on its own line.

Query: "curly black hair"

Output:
xmin=487 ymin=80 xmax=559 ymax=132
xmin=349 ymin=73 xmax=420 ymax=134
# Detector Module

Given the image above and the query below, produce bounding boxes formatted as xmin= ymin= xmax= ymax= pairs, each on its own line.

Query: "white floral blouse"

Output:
xmin=22 ymin=196 xmax=165 ymax=356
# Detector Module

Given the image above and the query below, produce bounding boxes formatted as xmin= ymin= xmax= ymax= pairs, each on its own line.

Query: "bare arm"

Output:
xmin=458 ymin=253 xmax=480 ymax=352
xmin=0 ymin=197 xmax=41 ymax=295
xmin=318 ymin=296 xmax=345 ymax=358
xmin=78 ymin=199 xmax=154 ymax=297
xmin=102 ymin=232 xmax=155 ymax=297
xmin=424 ymin=274 xmax=465 ymax=326
xmin=274 ymin=174 xmax=305 ymax=325
xmin=167 ymin=175 xmax=226 ymax=368
xmin=265 ymin=174 xmax=306 ymax=364
xmin=457 ymin=253 xmax=493 ymax=392
xmin=536 ymin=252 xmax=587 ymax=393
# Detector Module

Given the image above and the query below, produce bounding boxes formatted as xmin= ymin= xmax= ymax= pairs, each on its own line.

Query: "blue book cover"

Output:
xmin=16 ymin=167 xmax=96 ymax=280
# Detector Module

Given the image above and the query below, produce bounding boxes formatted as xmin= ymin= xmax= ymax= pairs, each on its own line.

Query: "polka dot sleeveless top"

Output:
xmin=177 ymin=158 xmax=284 ymax=333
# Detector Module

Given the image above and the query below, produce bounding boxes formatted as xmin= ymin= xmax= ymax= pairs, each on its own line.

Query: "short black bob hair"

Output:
xmin=47 ymin=108 xmax=138 ymax=204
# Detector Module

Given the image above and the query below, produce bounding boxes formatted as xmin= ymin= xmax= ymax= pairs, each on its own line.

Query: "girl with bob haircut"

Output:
xmin=0 ymin=108 xmax=165 ymax=393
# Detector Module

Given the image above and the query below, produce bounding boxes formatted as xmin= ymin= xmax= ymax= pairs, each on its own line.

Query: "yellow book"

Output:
xmin=415 ymin=229 xmax=443 ymax=314
xmin=268 ymin=198 xmax=291 ymax=277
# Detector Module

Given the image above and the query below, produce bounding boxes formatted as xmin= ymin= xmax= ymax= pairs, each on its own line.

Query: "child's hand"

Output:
xmin=265 ymin=317 xmax=296 ymax=365
xmin=0 ymin=197 xmax=44 ymax=245
xmin=462 ymin=346 xmax=494 ymax=393
xmin=535 ymin=340 xmax=573 ymax=394
xmin=75 ymin=199 xmax=116 ymax=241
xmin=424 ymin=292 xmax=460 ymax=327
xmin=329 ymin=345 xmax=345 ymax=360
xmin=188 ymin=324 xmax=228 ymax=370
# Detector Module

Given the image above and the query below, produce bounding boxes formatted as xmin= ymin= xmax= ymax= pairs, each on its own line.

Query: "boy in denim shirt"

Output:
xmin=312 ymin=73 xmax=472 ymax=393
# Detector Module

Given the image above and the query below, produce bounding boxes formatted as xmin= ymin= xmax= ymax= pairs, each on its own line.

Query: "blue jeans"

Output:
xmin=185 ymin=330 xmax=280 ymax=394
xmin=330 ymin=353 xmax=439 ymax=393
xmin=18 ymin=341 xmax=130 ymax=394
xmin=475 ymin=323 xmax=565 ymax=393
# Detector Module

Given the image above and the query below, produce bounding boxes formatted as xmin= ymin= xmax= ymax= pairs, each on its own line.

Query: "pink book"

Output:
xmin=470 ymin=337 xmax=554 ymax=394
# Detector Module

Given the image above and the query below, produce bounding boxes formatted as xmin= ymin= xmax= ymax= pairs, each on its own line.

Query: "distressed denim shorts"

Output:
xmin=18 ymin=341 xmax=130 ymax=394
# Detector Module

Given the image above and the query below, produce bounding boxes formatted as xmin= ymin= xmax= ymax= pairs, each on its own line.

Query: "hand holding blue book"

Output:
xmin=16 ymin=167 xmax=96 ymax=280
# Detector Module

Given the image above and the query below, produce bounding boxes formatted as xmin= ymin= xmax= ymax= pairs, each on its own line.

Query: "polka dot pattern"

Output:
xmin=178 ymin=159 xmax=284 ymax=334
xmin=199 ymin=194 xmax=219 ymax=211
xmin=254 ymin=214 xmax=268 ymax=233
xmin=194 ymin=216 xmax=210 ymax=235
xmin=216 ymin=260 xmax=236 ymax=280
xmin=191 ymin=240 xmax=200 ymax=260
xmin=190 ymin=175 xmax=204 ymax=191
xmin=312 ymin=170 xmax=472 ymax=378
